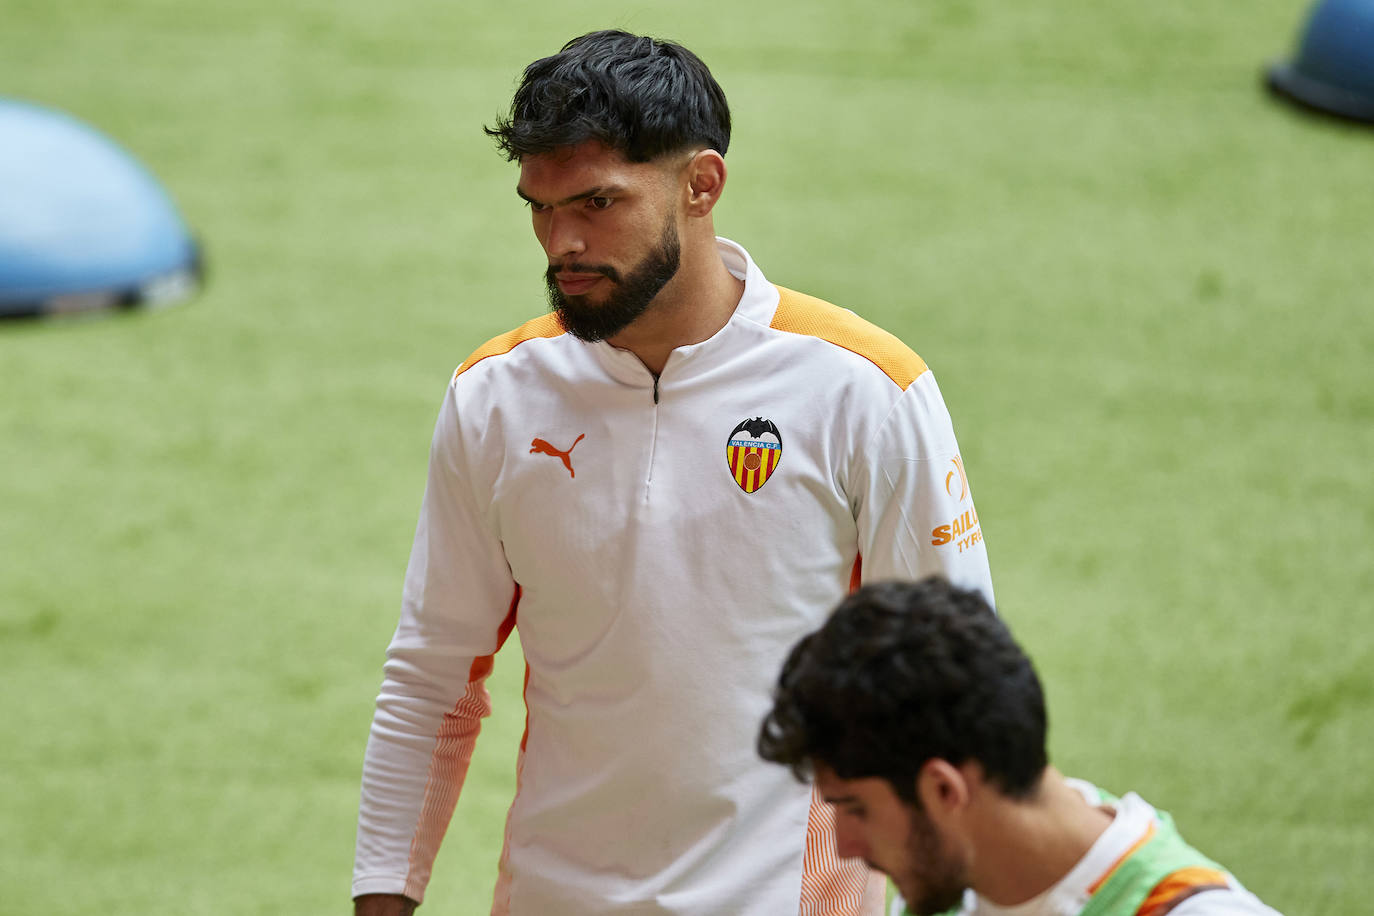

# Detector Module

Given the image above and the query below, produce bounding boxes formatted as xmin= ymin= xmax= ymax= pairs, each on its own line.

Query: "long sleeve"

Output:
xmin=851 ymin=369 xmax=994 ymax=607
xmin=353 ymin=382 xmax=518 ymax=902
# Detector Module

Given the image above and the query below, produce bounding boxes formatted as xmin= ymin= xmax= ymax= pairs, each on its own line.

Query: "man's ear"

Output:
xmin=682 ymin=149 xmax=727 ymax=216
xmin=916 ymin=759 xmax=970 ymax=824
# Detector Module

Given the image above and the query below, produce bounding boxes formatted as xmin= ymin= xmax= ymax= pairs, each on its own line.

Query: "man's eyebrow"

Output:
xmin=515 ymin=185 xmax=626 ymax=207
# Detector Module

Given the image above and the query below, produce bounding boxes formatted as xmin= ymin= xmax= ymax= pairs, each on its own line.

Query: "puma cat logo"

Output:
xmin=529 ymin=433 xmax=585 ymax=478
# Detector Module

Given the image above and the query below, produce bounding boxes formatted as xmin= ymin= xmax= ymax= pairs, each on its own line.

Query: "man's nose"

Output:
xmin=541 ymin=209 xmax=585 ymax=262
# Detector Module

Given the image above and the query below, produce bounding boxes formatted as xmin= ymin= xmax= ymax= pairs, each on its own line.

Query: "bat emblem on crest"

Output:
xmin=725 ymin=417 xmax=782 ymax=493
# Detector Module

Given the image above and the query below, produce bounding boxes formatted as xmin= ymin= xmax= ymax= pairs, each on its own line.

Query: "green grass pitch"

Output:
xmin=1 ymin=1 xmax=1370 ymax=912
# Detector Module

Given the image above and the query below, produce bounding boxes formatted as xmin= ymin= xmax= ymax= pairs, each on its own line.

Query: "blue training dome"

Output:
xmin=0 ymin=97 xmax=202 ymax=318
xmin=1266 ymin=0 xmax=1374 ymax=125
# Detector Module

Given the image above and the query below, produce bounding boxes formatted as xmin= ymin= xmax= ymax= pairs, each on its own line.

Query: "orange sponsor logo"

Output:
xmin=530 ymin=433 xmax=585 ymax=478
xmin=932 ymin=455 xmax=980 ymax=551
xmin=930 ymin=507 xmax=982 ymax=553
xmin=945 ymin=455 xmax=968 ymax=501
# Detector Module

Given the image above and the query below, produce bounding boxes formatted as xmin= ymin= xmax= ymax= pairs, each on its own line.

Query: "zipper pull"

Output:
xmin=652 ymin=375 xmax=660 ymax=404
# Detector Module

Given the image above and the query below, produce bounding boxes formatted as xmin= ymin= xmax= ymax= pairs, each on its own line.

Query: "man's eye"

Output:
xmin=588 ymin=196 xmax=612 ymax=210
xmin=527 ymin=201 xmax=549 ymax=213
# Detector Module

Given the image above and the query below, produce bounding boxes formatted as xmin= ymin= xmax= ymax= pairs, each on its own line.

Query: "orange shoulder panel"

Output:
xmin=1136 ymin=866 xmax=1233 ymax=916
xmin=454 ymin=313 xmax=565 ymax=380
xmin=769 ymin=285 xmax=927 ymax=390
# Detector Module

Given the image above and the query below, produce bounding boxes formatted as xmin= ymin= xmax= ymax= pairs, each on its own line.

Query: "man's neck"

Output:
xmin=967 ymin=770 xmax=1114 ymax=908
xmin=607 ymin=237 xmax=745 ymax=376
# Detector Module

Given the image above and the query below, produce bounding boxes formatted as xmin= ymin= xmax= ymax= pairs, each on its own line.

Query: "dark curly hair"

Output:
xmin=484 ymin=30 xmax=731 ymax=163
xmin=758 ymin=578 xmax=1047 ymax=803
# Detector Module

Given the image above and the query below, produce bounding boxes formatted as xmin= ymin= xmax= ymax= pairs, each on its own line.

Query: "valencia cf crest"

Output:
xmin=726 ymin=417 xmax=782 ymax=493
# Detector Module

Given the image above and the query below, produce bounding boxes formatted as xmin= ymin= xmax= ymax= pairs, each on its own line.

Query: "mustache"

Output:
xmin=546 ymin=262 xmax=622 ymax=285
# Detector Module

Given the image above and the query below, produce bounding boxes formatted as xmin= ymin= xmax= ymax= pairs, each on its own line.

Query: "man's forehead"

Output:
xmin=517 ymin=141 xmax=689 ymax=194
xmin=814 ymin=764 xmax=895 ymax=801
xmin=813 ymin=763 xmax=848 ymax=795
xmin=519 ymin=141 xmax=635 ymax=183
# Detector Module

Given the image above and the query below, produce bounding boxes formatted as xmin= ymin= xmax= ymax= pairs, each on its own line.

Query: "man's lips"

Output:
xmin=555 ymin=273 xmax=603 ymax=296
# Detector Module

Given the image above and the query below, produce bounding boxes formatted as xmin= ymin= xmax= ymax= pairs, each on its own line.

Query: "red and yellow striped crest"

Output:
xmin=726 ymin=418 xmax=783 ymax=493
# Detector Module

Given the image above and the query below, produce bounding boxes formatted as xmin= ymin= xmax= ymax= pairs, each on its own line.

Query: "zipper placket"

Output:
xmin=644 ymin=372 xmax=661 ymax=497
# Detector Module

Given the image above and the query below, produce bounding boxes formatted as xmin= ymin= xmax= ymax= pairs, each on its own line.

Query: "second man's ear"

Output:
xmin=916 ymin=758 xmax=972 ymax=822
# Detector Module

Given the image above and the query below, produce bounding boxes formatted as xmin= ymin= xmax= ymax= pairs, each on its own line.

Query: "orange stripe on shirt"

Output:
xmin=770 ymin=286 xmax=928 ymax=391
xmin=1088 ymin=822 xmax=1157 ymax=896
xmin=403 ymin=585 xmax=522 ymax=901
xmin=1137 ymin=866 xmax=1233 ymax=916
xmin=455 ymin=313 xmax=565 ymax=379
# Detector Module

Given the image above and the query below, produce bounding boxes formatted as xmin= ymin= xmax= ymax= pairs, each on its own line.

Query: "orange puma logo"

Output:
xmin=530 ymin=433 xmax=585 ymax=478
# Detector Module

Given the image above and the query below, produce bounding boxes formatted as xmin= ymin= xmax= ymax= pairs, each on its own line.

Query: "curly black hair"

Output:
xmin=485 ymin=30 xmax=731 ymax=162
xmin=758 ymin=578 xmax=1047 ymax=803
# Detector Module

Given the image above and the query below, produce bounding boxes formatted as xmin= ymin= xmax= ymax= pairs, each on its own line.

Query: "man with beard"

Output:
xmin=352 ymin=30 xmax=994 ymax=916
xmin=758 ymin=578 xmax=1282 ymax=916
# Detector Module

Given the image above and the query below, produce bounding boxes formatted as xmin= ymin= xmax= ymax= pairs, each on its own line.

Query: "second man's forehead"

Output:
xmin=813 ymin=764 xmax=847 ymax=795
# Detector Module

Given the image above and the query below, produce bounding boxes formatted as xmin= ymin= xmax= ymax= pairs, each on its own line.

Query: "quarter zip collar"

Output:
xmin=588 ymin=237 xmax=778 ymax=389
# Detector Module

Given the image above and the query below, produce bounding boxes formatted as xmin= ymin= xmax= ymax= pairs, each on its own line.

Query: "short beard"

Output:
xmin=544 ymin=216 xmax=681 ymax=343
xmin=897 ymin=808 xmax=968 ymax=916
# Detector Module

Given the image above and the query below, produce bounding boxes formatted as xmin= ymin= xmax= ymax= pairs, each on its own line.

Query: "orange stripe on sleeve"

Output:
xmin=455 ymin=313 xmax=565 ymax=379
xmin=770 ymin=286 xmax=927 ymax=390
xmin=403 ymin=586 xmax=522 ymax=901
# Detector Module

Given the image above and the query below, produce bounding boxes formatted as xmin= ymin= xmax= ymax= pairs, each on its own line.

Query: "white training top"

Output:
xmin=943 ymin=781 xmax=1282 ymax=916
xmin=354 ymin=239 xmax=995 ymax=915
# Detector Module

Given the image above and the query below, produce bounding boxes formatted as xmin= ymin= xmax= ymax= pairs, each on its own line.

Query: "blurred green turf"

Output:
xmin=2 ymin=1 xmax=1370 ymax=913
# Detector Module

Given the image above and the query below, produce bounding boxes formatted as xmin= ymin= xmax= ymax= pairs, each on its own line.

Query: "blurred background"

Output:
xmin=1 ymin=1 xmax=1369 ymax=912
